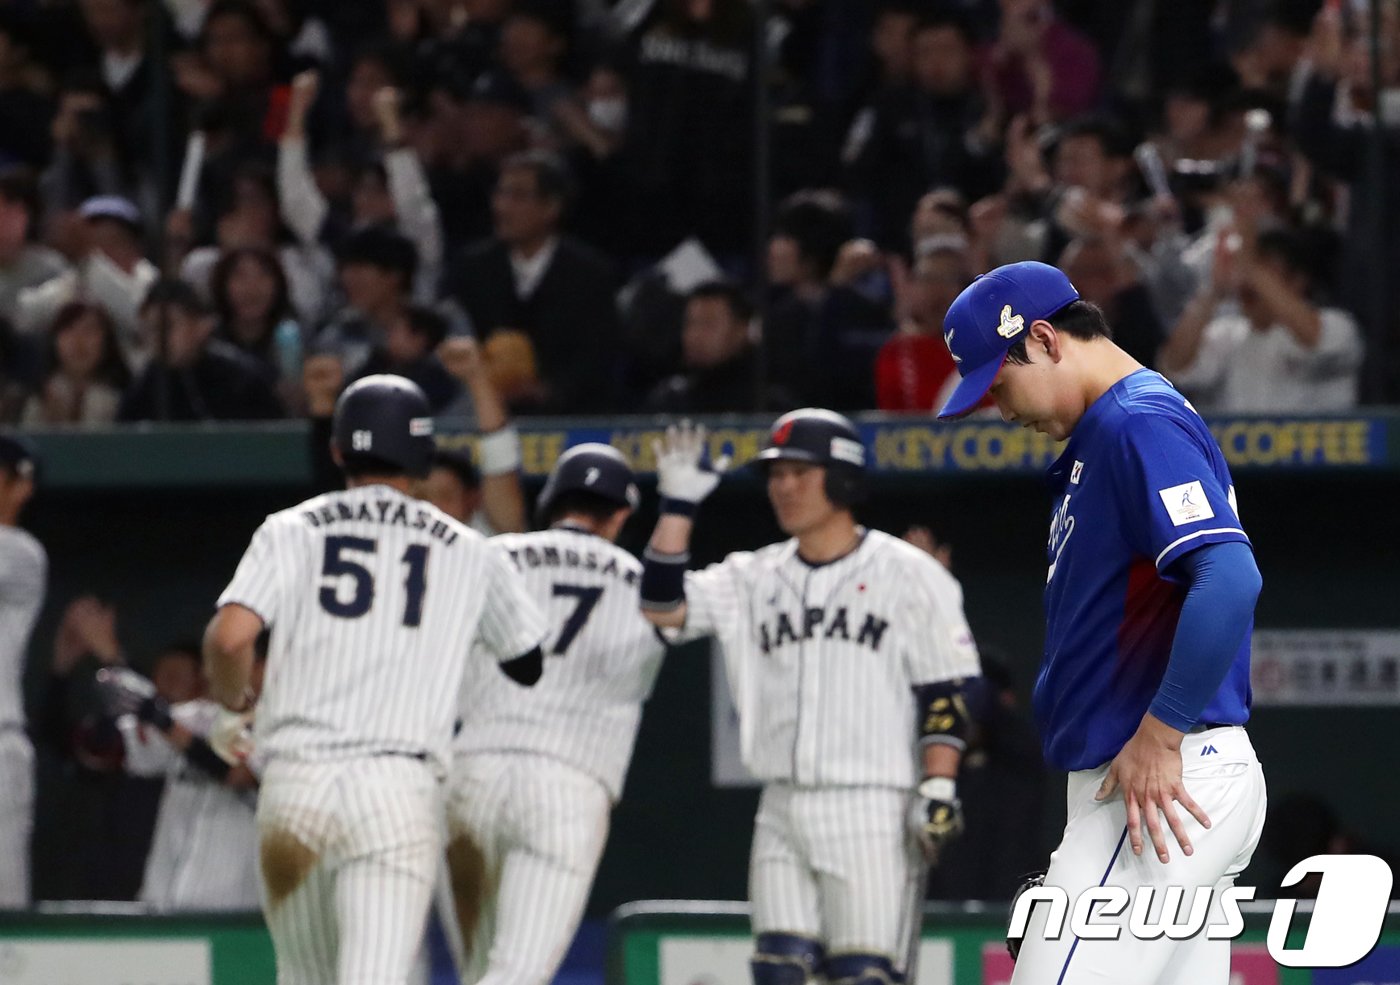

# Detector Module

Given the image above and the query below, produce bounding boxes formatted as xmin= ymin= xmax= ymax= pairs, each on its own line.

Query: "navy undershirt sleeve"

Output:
xmin=1148 ymin=541 xmax=1261 ymax=731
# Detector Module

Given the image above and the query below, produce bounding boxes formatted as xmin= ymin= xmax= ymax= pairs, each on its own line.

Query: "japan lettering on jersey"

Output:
xmin=674 ymin=529 xmax=980 ymax=789
xmin=1036 ymin=370 xmax=1253 ymax=771
xmin=218 ymin=484 xmax=546 ymax=772
xmin=455 ymin=528 xmax=667 ymax=800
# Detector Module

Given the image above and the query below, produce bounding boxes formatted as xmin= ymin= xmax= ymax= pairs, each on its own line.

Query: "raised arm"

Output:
xmin=639 ymin=422 xmax=729 ymax=629
xmin=278 ymin=71 xmax=329 ymax=247
xmin=376 ymin=86 xmax=443 ymax=301
xmin=438 ymin=337 xmax=526 ymax=533
xmin=1158 ymin=231 xmax=1236 ymax=375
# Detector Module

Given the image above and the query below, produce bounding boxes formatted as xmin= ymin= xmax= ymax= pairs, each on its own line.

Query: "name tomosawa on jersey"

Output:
xmin=301 ymin=498 xmax=460 ymax=544
xmin=758 ymin=606 xmax=891 ymax=655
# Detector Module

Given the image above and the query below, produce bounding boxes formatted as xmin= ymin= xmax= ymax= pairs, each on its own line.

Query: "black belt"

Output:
xmin=1189 ymin=721 xmax=1233 ymax=733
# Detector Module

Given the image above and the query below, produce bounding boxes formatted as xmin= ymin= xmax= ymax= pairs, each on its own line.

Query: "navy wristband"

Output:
xmin=659 ymin=497 xmax=698 ymax=518
xmin=641 ymin=546 xmax=688 ymax=611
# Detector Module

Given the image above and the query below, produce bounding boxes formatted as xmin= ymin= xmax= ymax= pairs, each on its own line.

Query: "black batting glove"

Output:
xmin=136 ymin=695 xmax=175 ymax=732
xmin=916 ymin=776 xmax=964 ymax=863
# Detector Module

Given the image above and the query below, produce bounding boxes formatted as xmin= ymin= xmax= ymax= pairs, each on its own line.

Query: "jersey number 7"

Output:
xmin=551 ymin=583 xmax=603 ymax=654
xmin=319 ymin=535 xmax=430 ymax=627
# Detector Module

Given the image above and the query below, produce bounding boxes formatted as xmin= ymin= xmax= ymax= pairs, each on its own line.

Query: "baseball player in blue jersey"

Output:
xmin=939 ymin=262 xmax=1267 ymax=985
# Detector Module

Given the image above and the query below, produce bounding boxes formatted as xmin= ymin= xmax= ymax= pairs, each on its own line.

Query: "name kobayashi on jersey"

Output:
xmin=300 ymin=496 xmax=463 ymax=544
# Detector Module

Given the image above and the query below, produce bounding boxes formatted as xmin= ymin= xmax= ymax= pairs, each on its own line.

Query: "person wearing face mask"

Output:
xmin=551 ymin=62 xmax=628 ymax=161
xmin=551 ymin=62 xmax=631 ymax=255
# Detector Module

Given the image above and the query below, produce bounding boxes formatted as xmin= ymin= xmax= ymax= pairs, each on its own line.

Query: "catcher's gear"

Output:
xmin=332 ymin=374 xmax=435 ymax=478
xmin=653 ymin=420 xmax=730 ymax=507
xmin=751 ymin=408 xmax=867 ymax=508
xmin=1007 ymin=869 xmax=1047 ymax=962
xmin=915 ymin=776 xmax=965 ymax=863
xmin=95 ymin=667 xmax=174 ymax=731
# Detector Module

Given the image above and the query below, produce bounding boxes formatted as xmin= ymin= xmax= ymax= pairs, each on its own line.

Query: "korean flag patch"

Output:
xmin=1158 ymin=480 xmax=1215 ymax=527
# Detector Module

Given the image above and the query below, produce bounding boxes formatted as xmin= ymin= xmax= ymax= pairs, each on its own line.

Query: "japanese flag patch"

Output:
xmin=1158 ymin=480 xmax=1215 ymax=527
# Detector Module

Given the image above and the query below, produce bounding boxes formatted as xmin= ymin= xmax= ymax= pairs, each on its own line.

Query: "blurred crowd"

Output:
xmin=0 ymin=0 xmax=1394 ymax=424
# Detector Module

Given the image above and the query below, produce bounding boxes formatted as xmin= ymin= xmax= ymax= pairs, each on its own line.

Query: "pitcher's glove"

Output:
xmin=1007 ymin=869 xmax=1047 ymax=962
xmin=95 ymin=667 xmax=174 ymax=731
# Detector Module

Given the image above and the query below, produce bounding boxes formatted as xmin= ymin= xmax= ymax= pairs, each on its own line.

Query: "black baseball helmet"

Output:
xmin=752 ymin=408 xmax=867 ymax=508
xmin=0 ymin=433 xmax=38 ymax=482
xmin=535 ymin=443 xmax=640 ymax=526
xmin=332 ymin=375 xmax=435 ymax=478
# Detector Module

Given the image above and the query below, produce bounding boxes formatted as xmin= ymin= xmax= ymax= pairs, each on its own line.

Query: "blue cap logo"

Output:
xmin=936 ymin=261 xmax=1079 ymax=419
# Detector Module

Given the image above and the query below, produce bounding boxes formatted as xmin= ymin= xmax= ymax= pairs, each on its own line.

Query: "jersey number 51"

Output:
xmin=319 ymin=535 xmax=430 ymax=627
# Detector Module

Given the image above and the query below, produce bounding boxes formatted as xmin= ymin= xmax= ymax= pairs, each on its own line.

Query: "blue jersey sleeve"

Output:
xmin=1147 ymin=541 xmax=1261 ymax=731
xmin=1112 ymin=412 xmax=1249 ymax=574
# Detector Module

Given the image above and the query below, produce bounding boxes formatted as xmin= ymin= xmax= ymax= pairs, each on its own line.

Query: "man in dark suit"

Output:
xmin=445 ymin=151 xmax=620 ymax=414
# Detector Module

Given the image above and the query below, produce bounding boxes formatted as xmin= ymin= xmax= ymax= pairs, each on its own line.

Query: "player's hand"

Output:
xmin=915 ymin=777 xmax=965 ymax=864
xmin=1095 ymin=714 xmax=1211 ymax=863
xmin=95 ymin=666 xmax=152 ymax=715
xmin=209 ymin=708 xmax=255 ymax=766
xmin=68 ymin=596 xmax=123 ymax=664
xmin=373 ymin=86 xmax=404 ymax=144
xmin=652 ymin=421 xmax=730 ymax=506
xmin=437 ymin=336 xmax=487 ymax=385
xmin=283 ymin=70 xmax=319 ymax=141
xmin=829 ymin=238 xmax=881 ymax=287
xmin=1309 ymin=3 xmax=1346 ymax=80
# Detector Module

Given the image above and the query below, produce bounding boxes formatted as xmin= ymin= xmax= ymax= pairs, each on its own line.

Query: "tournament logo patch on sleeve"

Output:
xmin=1158 ymin=480 xmax=1215 ymax=526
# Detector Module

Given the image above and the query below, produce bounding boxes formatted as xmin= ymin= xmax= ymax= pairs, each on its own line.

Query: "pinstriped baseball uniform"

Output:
xmin=117 ymin=699 xmax=260 ymax=910
xmin=217 ymin=483 xmax=545 ymax=985
xmin=0 ymin=525 xmax=45 ymax=907
xmin=441 ymin=526 xmax=667 ymax=985
xmin=673 ymin=528 xmax=980 ymax=958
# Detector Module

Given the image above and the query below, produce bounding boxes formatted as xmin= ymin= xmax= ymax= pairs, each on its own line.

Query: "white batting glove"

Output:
xmin=208 ymin=708 xmax=255 ymax=765
xmin=652 ymin=421 xmax=730 ymax=507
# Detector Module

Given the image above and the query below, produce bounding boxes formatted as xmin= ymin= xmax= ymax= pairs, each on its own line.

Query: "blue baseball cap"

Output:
xmin=936 ymin=261 xmax=1080 ymax=419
